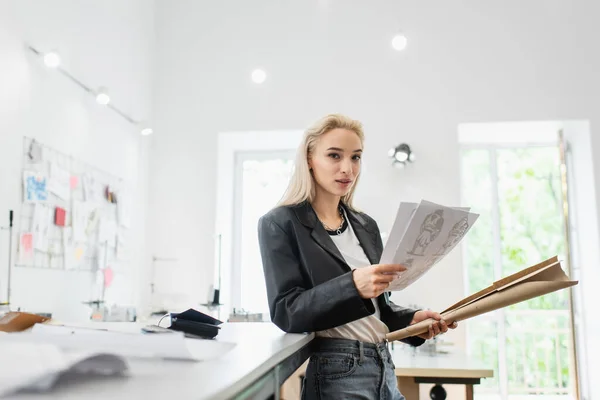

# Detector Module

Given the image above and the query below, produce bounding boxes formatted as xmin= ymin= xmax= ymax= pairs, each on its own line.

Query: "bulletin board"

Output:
xmin=16 ymin=137 xmax=132 ymax=274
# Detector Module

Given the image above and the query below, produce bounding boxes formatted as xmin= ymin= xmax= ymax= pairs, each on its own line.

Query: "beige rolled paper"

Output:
xmin=386 ymin=257 xmax=578 ymax=342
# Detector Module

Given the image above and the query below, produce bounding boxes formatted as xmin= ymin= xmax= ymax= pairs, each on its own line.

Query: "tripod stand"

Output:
xmin=0 ymin=210 xmax=13 ymax=308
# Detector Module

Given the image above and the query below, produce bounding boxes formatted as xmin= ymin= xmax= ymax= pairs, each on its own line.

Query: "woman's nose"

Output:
xmin=340 ymin=158 xmax=353 ymax=174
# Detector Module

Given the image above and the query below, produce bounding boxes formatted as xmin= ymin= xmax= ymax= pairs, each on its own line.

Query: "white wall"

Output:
xmin=0 ymin=0 xmax=154 ymax=321
xmin=150 ymin=0 xmax=599 ymax=395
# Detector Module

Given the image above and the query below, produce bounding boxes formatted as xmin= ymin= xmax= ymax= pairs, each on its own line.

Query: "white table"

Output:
xmin=6 ymin=322 xmax=314 ymax=400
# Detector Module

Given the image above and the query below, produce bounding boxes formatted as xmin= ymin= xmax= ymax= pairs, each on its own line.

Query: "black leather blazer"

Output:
xmin=257 ymin=201 xmax=425 ymax=347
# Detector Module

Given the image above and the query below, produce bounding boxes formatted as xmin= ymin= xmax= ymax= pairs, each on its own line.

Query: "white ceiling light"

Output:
xmin=95 ymin=87 xmax=110 ymax=105
xmin=43 ymin=51 xmax=61 ymax=68
xmin=392 ymin=33 xmax=408 ymax=51
xmin=140 ymin=127 xmax=153 ymax=136
xmin=251 ymin=69 xmax=267 ymax=84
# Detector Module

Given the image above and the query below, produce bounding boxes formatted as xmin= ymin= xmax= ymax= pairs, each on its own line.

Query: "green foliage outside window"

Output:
xmin=462 ymin=146 xmax=574 ymax=396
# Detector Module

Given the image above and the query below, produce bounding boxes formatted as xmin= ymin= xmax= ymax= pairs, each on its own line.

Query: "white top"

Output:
xmin=315 ymin=215 xmax=390 ymax=343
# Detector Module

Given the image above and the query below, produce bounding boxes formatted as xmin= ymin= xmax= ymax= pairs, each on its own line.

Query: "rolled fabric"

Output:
xmin=386 ymin=257 xmax=578 ymax=342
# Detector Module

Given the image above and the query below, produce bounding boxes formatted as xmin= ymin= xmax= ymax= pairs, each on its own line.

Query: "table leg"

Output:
xmin=466 ymin=384 xmax=474 ymax=400
xmin=397 ymin=377 xmax=420 ymax=400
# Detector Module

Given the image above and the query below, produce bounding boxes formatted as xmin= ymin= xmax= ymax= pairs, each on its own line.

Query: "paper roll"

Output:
xmin=386 ymin=258 xmax=578 ymax=342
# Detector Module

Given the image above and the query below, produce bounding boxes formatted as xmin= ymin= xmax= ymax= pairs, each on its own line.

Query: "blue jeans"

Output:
xmin=301 ymin=337 xmax=405 ymax=400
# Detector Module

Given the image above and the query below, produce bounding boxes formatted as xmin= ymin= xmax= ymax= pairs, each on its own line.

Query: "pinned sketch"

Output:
xmin=435 ymin=216 xmax=470 ymax=256
xmin=384 ymin=200 xmax=479 ymax=291
xmin=48 ymin=162 xmax=71 ymax=200
xmin=72 ymin=201 xmax=90 ymax=241
xmin=62 ymin=227 xmax=76 ymax=270
xmin=75 ymin=246 xmax=85 ymax=262
xmin=116 ymin=231 xmax=127 ymax=260
xmin=82 ymin=173 xmax=102 ymax=203
xmin=408 ymin=209 xmax=444 ymax=256
xmin=27 ymin=140 xmax=43 ymax=163
xmin=86 ymin=207 xmax=101 ymax=236
xmin=19 ymin=233 xmax=34 ymax=264
xmin=31 ymin=204 xmax=52 ymax=252
xmin=103 ymin=267 xmax=114 ymax=288
xmin=23 ymin=171 xmax=48 ymax=203
xmin=116 ymin=188 xmax=132 ymax=228
xmin=98 ymin=218 xmax=118 ymax=247
xmin=70 ymin=175 xmax=79 ymax=189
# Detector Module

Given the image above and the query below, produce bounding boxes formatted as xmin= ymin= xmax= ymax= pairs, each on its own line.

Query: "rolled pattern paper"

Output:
xmin=386 ymin=257 xmax=578 ymax=342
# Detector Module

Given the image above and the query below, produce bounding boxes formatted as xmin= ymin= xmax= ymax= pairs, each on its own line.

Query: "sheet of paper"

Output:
xmin=380 ymin=202 xmax=418 ymax=264
xmin=62 ymin=227 xmax=76 ymax=270
xmin=82 ymin=173 xmax=102 ymax=203
xmin=18 ymin=233 xmax=34 ymax=265
xmin=72 ymin=201 xmax=90 ymax=242
xmin=48 ymin=162 xmax=71 ymax=200
xmin=23 ymin=171 xmax=48 ymax=203
xmin=98 ymin=218 xmax=118 ymax=247
xmin=385 ymin=200 xmax=479 ymax=290
xmin=0 ymin=341 xmax=127 ymax=397
xmin=8 ymin=324 xmax=237 ymax=361
xmin=117 ymin=187 xmax=132 ymax=228
xmin=31 ymin=203 xmax=52 ymax=252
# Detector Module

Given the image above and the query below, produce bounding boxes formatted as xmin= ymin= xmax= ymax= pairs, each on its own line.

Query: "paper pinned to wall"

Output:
xmin=19 ymin=233 xmax=34 ymax=264
xmin=82 ymin=173 xmax=102 ymax=203
xmin=23 ymin=171 xmax=48 ymax=203
xmin=72 ymin=201 xmax=90 ymax=242
xmin=31 ymin=204 xmax=52 ymax=252
xmin=62 ymin=228 xmax=76 ymax=270
xmin=98 ymin=218 xmax=118 ymax=247
xmin=116 ymin=188 xmax=132 ymax=228
xmin=26 ymin=140 xmax=43 ymax=163
xmin=48 ymin=162 xmax=71 ymax=201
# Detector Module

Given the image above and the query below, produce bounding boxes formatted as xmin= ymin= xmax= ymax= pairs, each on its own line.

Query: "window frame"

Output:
xmin=215 ymin=130 xmax=303 ymax=314
xmin=459 ymin=141 xmax=579 ymax=398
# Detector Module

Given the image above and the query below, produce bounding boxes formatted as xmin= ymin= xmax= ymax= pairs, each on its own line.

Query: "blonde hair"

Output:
xmin=278 ymin=113 xmax=365 ymax=209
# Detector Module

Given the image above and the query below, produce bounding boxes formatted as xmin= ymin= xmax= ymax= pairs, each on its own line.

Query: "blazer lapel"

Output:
xmin=294 ymin=202 xmax=349 ymax=268
xmin=343 ymin=204 xmax=391 ymax=306
xmin=343 ymin=206 xmax=381 ymax=265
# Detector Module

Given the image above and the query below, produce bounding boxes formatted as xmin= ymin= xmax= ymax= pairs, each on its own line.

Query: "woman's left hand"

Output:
xmin=410 ymin=310 xmax=458 ymax=340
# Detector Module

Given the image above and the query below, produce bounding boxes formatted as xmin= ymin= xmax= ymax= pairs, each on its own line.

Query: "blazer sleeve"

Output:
xmin=258 ymin=215 xmax=375 ymax=333
xmin=385 ymin=300 xmax=425 ymax=347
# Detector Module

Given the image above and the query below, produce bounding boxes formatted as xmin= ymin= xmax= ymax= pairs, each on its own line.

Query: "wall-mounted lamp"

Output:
xmin=388 ymin=143 xmax=415 ymax=169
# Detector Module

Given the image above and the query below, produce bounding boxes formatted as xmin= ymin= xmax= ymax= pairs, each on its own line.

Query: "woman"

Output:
xmin=258 ymin=114 xmax=457 ymax=399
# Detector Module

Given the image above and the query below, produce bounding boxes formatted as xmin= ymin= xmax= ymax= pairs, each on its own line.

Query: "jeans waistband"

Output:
xmin=312 ymin=337 xmax=391 ymax=361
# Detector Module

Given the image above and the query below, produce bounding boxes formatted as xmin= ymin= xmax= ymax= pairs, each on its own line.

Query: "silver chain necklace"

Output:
xmin=320 ymin=207 xmax=345 ymax=235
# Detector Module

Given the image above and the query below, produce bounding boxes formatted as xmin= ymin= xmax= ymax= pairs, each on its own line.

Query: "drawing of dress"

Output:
xmin=435 ymin=216 xmax=469 ymax=256
xmin=401 ymin=258 xmax=415 ymax=268
xmin=408 ymin=209 xmax=444 ymax=256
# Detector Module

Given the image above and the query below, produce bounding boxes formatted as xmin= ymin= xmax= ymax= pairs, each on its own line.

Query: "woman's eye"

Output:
xmin=352 ymin=155 xmax=361 ymax=161
xmin=328 ymin=153 xmax=340 ymax=159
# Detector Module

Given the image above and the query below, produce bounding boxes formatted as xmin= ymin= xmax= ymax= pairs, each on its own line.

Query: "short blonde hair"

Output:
xmin=278 ymin=114 xmax=364 ymax=208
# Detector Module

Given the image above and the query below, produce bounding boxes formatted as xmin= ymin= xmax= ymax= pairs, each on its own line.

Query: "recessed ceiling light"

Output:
xmin=251 ymin=69 xmax=267 ymax=84
xmin=392 ymin=34 xmax=408 ymax=51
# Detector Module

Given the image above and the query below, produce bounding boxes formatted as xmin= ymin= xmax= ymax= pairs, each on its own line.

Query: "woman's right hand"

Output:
xmin=352 ymin=264 xmax=407 ymax=299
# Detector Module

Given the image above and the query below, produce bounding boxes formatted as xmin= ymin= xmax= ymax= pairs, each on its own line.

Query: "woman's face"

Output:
xmin=308 ymin=128 xmax=363 ymax=198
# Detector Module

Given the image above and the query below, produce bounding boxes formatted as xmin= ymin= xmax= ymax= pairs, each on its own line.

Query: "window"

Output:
xmin=231 ymin=151 xmax=295 ymax=313
xmin=215 ymin=129 xmax=302 ymax=317
xmin=461 ymin=145 xmax=577 ymax=399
